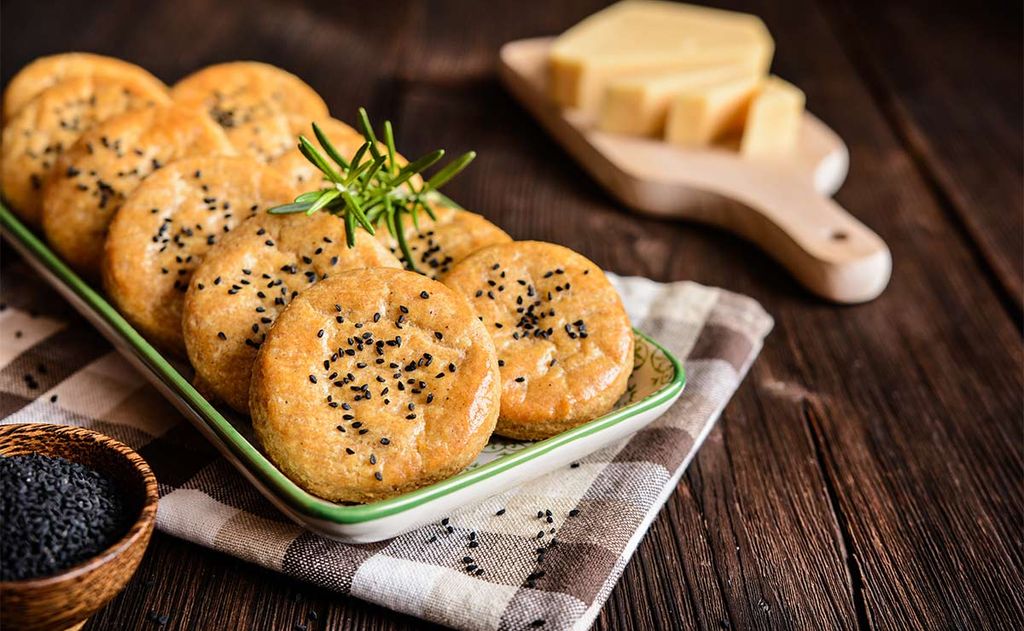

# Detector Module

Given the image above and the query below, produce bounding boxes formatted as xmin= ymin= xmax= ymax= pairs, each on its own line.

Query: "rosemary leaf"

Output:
xmin=268 ymin=201 xmax=314 ymax=214
xmin=267 ymin=109 xmax=476 ymax=273
xmin=312 ymin=122 xmax=351 ymax=170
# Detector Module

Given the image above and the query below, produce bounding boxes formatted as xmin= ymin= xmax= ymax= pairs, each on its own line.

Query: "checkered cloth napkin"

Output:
xmin=0 ymin=256 xmax=771 ymax=631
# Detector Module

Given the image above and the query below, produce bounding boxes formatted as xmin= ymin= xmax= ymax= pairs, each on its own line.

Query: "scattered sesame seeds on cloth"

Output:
xmin=0 ymin=256 xmax=772 ymax=631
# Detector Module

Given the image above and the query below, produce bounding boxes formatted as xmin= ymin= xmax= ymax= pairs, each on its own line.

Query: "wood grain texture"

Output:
xmin=1 ymin=0 xmax=1021 ymax=630
xmin=824 ymin=0 xmax=1024 ymax=320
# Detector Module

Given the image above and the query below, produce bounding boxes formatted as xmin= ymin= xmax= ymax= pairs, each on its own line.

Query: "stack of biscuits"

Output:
xmin=2 ymin=54 xmax=635 ymax=503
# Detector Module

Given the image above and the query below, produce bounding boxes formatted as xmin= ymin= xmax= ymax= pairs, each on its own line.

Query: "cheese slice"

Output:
xmin=599 ymin=65 xmax=761 ymax=136
xmin=664 ymin=74 xmax=762 ymax=147
xmin=549 ymin=0 xmax=774 ymax=113
xmin=740 ymin=76 xmax=806 ymax=156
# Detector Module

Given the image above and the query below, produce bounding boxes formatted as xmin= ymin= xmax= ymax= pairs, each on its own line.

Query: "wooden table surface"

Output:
xmin=3 ymin=0 xmax=1022 ymax=629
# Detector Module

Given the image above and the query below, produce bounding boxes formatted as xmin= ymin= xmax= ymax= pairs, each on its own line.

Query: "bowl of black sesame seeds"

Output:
xmin=0 ymin=423 xmax=158 ymax=631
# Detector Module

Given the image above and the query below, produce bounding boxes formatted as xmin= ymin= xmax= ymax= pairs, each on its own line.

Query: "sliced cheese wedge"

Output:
xmin=741 ymin=76 xmax=806 ymax=157
xmin=549 ymin=0 xmax=774 ymax=113
xmin=599 ymin=65 xmax=761 ymax=136
xmin=664 ymin=74 xmax=762 ymax=147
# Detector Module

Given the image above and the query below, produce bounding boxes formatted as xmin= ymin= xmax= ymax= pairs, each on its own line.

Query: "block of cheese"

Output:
xmin=599 ymin=65 xmax=761 ymax=136
xmin=664 ymin=74 xmax=762 ymax=147
xmin=740 ymin=76 xmax=806 ymax=156
xmin=549 ymin=0 xmax=774 ymax=113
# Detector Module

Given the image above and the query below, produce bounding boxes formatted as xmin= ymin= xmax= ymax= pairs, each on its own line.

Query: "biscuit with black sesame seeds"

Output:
xmin=443 ymin=241 xmax=633 ymax=439
xmin=182 ymin=211 xmax=402 ymax=413
xmin=172 ymin=62 xmax=329 ymax=163
xmin=2 ymin=74 xmax=170 ymax=226
xmin=103 ymin=156 xmax=297 ymax=354
xmin=377 ymin=204 xmax=512 ymax=279
xmin=40 ymin=105 xmax=234 ymax=276
xmin=3 ymin=52 xmax=167 ymax=121
xmin=250 ymin=268 xmax=500 ymax=503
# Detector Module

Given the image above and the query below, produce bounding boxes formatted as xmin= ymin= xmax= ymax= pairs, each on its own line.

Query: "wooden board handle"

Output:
xmin=708 ymin=170 xmax=891 ymax=303
xmin=497 ymin=37 xmax=891 ymax=304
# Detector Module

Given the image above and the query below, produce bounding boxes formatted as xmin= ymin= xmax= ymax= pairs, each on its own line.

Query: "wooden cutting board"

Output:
xmin=498 ymin=37 xmax=891 ymax=303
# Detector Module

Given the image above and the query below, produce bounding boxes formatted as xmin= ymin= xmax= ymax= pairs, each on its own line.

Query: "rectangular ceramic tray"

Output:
xmin=0 ymin=202 xmax=685 ymax=542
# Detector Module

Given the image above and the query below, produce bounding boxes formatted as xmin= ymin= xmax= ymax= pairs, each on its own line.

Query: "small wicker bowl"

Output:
xmin=0 ymin=423 xmax=158 ymax=631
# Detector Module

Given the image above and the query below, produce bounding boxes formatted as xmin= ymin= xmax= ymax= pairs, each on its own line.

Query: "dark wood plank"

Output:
xmin=3 ymin=0 xmax=1022 ymax=630
xmin=822 ymin=0 xmax=1024 ymax=319
xmin=724 ymin=0 xmax=1024 ymax=627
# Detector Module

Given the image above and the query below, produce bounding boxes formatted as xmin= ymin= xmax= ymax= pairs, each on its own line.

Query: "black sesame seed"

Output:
xmin=0 ymin=454 xmax=129 ymax=581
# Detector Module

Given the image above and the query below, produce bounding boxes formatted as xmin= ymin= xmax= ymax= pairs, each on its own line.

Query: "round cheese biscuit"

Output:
xmin=40 ymin=105 xmax=234 ymax=276
xmin=250 ymin=268 xmax=501 ymax=503
xmin=2 ymin=74 xmax=170 ymax=225
xmin=3 ymin=52 xmax=167 ymax=121
xmin=172 ymin=62 xmax=329 ymax=163
xmin=183 ymin=212 xmax=401 ymax=413
xmin=377 ymin=204 xmax=512 ymax=279
xmin=102 ymin=156 xmax=297 ymax=354
xmin=443 ymin=241 xmax=633 ymax=439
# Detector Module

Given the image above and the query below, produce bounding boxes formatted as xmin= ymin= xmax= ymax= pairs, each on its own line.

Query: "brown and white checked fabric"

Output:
xmin=0 ymin=256 xmax=772 ymax=631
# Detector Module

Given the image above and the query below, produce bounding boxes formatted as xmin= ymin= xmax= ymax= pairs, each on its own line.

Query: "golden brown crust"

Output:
xmin=442 ymin=241 xmax=633 ymax=439
xmin=249 ymin=268 xmax=500 ymax=503
xmin=2 ymin=75 xmax=170 ymax=225
xmin=268 ymin=118 xmax=363 ymax=188
xmin=40 ymin=105 xmax=234 ymax=277
xmin=102 ymin=156 xmax=297 ymax=355
xmin=182 ymin=212 xmax=402 ymax=413
xmin=172 ymin=62 xmax=329 ymax=163
xmin=2 ymin=53 xmax=167 ymax=121
xmin=377 ymin=205 xmax=513 ymax=279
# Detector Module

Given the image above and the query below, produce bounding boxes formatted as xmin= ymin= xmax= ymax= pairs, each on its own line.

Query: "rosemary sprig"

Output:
xmin=268 ymin=107 xmax=475 ymax=272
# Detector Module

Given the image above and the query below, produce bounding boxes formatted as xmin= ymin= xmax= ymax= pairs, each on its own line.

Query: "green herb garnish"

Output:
xmin=268 ymin=107 xmax=475 ymax=272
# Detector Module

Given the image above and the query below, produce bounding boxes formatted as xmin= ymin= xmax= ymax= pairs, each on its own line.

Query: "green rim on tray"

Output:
xmin=0 ymin=201 xmax=685 ymax=524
